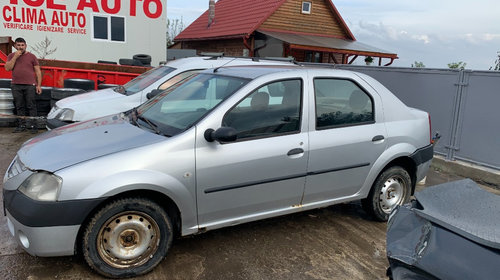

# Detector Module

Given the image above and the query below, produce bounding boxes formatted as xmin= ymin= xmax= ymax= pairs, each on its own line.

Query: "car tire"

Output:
xmin=36 ymin=100 xmax=51 ymax=116
xmin=82 ymin=197 xmax=173 ymax=278
xmin=119 ymin=58 xmax=143 ymax=66
xmin=36 ymin=87 xmax=53 ymax=101
xmin=133 ymin=54 xmax=152 ymax=66
xmin=63 ymin=79 xmax=96 ymax=91
xmin=362 ymin=166 xmax=411 ymax=222
xmin=97 ymin=60 xmax=117 ymax=65
xmin=0 ymin=78 xmax=12 ymax=88
xmin=51 ymin=88 xmax=86 ymax=100
xmin=0 ymin=88 xmax=14 ymax=116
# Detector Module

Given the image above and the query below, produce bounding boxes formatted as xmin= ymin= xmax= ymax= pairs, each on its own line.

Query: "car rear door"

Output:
xmin=302 ymin=74 xmax=387 ymax=204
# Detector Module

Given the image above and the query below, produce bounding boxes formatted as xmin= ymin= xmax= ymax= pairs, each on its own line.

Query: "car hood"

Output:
xmin=56 ymin=88 xmax=121 ymax=107
xmin=18 ymin=114 xmax=164 ymax=172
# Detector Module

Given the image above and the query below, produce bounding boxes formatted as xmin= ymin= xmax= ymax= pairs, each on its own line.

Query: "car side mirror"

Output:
xmin=146 ymin=89 xmax=163 ymax=99
xmin=204 ymin=127 xmax=237 ymax=143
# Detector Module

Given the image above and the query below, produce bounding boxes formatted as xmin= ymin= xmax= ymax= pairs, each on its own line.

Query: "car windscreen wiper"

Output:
xmin=137 ymin=115 xmax=162 ymax=135
xmin=128 ymin=107 xmax=139 ymax=126
xmin=114 ymin=85 xmax=128 ymax=95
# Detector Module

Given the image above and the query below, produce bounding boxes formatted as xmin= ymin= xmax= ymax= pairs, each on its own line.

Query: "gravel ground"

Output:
xmin=0 ymin=127 xmax=496 ymax=280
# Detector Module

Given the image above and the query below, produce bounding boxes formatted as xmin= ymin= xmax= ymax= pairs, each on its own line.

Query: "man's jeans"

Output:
xmin=11 ymin=84 xmax=37 ymax=127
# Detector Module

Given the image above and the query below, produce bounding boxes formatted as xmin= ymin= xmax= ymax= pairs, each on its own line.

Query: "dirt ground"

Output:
xmin=0 ymin=127 xmax=494 ymax=280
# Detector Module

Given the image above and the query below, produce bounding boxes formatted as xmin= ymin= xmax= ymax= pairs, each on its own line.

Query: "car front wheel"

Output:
xmin=82 ymin=197 xmax=173 ymax=278
xmin=362 ymin=166 xmax=412 ymax=221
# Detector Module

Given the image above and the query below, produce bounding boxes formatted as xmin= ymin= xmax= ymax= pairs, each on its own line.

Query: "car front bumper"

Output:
xmin=5 ymin=210 xmax=80 ymax=256
xmin=3 ymin=189 xmax=107 ymax=256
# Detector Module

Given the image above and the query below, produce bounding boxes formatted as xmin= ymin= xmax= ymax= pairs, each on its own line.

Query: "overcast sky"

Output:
xmin=167 ymin=0 xmax=500 ymax=70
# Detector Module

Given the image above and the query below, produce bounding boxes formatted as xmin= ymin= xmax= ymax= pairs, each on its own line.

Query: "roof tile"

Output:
xmin=175 ymin=0 xmax=286 ymax=40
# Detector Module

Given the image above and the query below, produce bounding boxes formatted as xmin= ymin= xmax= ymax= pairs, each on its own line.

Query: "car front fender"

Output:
xmin=71 ymin=169 xmax=197 ymax=236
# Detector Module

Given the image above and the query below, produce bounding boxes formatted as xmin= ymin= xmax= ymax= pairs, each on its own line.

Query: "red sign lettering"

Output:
xmin=3 ymin=6 xmax=12 ymax=21
xmin=22 ymin=0 xmax=44 ymax=7
xmin=130 ymin=0 xmax=138 ymax=16
xmin=38 ymin=9 xmax=47 ymax=24
xmin=77 ymin=0 xmax=99 ymax=12
xmin=102 ymin=0 xmax=120 ymax=14
xmin=77 ymin=13 xmax=85 ymax=28
xmin=47 ymin=0 xmax=66 ymax=10
xmin=9 ymin=0 xmax=66 ymax=10
xmin=143 ymin=0 xmax=162 ymax=19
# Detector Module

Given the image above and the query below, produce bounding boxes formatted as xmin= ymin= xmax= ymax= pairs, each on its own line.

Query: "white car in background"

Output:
xmin=46 ymin=56 xmax=294 ymax=129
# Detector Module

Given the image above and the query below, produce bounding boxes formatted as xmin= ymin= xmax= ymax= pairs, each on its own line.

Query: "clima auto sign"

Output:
xmin=2 ymin=0 xmax=164 ymax=34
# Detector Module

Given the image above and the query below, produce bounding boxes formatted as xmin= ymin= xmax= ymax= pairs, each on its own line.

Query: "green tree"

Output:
xmin=447 ymin=61 xmax=467 ymax=70
xmin=364 ymin=56 xmax=374 ymax=65
xmin=167 ymin=18 xmax=185 ymax=47
xmin=490 ymin=51 xmax=500 ymax=71
xmin=411 ymin=61 xmax=425 ymax=68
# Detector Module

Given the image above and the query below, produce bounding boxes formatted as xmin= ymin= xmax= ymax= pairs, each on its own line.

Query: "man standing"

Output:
xmin=4 ymin=37 xmax=42 ymax=133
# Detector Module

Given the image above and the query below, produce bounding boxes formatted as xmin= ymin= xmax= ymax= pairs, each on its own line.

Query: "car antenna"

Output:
xmin=213 ymin=57 xmax=238 ymax=73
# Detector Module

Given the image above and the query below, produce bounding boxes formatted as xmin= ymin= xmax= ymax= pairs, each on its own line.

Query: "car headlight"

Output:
xmin=5 ymin=156 xmax=27 ymax=181
xmin=55 ymin=108 xmax=75 ymax=121
xmin=47 ymin=104 xmax=59 ymax=118
xmin=18 ymin=171 xmax=62 ymax=201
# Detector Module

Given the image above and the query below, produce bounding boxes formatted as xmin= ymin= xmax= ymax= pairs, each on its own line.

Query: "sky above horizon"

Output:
xmin=167 ymin=0 xmax=500 ymax=70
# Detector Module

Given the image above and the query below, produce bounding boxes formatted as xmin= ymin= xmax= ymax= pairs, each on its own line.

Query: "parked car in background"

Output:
xmin=46 ymin=56 xmax=294 ymax=129
xmin=4 ymin=66 xmax=434 ymax=277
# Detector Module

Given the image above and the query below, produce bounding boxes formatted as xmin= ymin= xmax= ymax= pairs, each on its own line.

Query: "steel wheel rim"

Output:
xmin=97 ymin=211 xmax=160 ymax=269
xmin=379 ymin=175 xmax=406 ymax=214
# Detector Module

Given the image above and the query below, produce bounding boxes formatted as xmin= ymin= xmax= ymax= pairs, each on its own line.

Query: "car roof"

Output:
xmin=200 ymin=65 xmax=349 ymax=80
xmin=164 ymin=56 xmax=294 ymax=70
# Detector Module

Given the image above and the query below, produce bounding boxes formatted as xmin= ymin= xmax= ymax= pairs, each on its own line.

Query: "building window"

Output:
xmin=302 ymin=1 xmax=311 ymax=14
xmin=305 ymin=51 xmax=322 ymax=62
xmin=92 ymin=14 xmax=125 ymax=42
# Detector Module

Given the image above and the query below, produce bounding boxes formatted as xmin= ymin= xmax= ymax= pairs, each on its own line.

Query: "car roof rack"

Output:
xmin=253 ymin=57 xmax=295 ymax=63
xmin=293 ymin=61 xmax=336 ymax=68
xmin=200 ymin=54 xmax=337 ymax=69
xmin=200 ymin=52 xmax=225 ymax=59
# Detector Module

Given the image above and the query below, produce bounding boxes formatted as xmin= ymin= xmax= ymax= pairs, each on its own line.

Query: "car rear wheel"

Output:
xmin=82 ymin=197 xmax=173 ymax=278
xmin=362 ymin=166 xmax=411 ymax=221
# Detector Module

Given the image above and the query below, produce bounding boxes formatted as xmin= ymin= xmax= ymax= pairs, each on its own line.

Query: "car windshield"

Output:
xmin=114 ymin=66 xmax=176 ymax=95
xmin=133 ymin=73 xmax=248 ymax=137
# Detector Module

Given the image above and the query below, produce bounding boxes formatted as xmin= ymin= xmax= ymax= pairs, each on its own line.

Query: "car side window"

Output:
xmin=158 ymin=69 xmax=203 ymax=90
xmin=314 ymin=78 xmax=374 ymax=129
xmin=223 ymin=79 xmax=302 ymax=140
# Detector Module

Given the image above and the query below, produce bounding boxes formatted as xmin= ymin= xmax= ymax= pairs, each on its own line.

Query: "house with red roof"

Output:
xmin=173 ymin=0 xmax=398 ymax=66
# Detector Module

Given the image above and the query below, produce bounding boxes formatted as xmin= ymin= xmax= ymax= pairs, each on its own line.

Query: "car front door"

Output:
xmin=303 ymin=77 xmax=387 ymax=204
xmin=195 ymin=78 xmax=309 ymax=228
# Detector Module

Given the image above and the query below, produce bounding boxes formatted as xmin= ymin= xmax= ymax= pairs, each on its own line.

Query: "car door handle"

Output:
xmin=287 ymin=148 xmax=304 ymax=156
xmin=372 ymin=135 xmax=385 ymax=142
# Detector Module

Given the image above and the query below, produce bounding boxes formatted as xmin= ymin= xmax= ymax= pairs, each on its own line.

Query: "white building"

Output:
xmin=1 ymin=0 xmax=167 ymax=66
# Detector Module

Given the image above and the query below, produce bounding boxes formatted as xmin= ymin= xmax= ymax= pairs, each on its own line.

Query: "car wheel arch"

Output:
xmin=74 ymin=188 xmax=182 ymax=256
xmin=381 ymin=157 xmax=417 ymax=193
xmin=361 ymin=144 xmax=419 ymax=198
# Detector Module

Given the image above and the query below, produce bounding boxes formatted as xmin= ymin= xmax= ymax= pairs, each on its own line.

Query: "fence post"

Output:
xmin=446 ymin=70 xmax=470 ymax=161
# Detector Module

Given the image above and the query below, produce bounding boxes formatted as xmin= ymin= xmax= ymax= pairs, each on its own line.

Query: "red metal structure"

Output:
xmin=0 ymin=38 xmax=150 ymax=90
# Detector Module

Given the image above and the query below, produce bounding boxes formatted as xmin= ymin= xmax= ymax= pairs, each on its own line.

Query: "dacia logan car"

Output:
xmin=46 ymin=56 xmax=294 ymax=129
xmin=4 ymin=66 xmax=434 ymax=278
